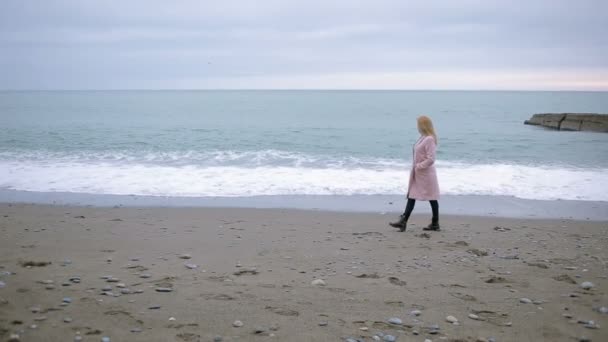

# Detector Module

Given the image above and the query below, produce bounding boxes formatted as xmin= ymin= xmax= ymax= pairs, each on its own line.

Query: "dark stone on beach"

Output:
xmin=524 ymin=113 xmax=608 ymax=132
xmin=155 ymin=287 xmax=173 ymax=292
xmin=553 ymin=274 xmax=577 ymax=284
xmin=148 ymin=305 xmax=161 ymax=310
xmin=253 ymin=326 xmax=267 ymax=334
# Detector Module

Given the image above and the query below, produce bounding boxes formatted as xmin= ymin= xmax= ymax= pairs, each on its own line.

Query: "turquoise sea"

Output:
xmin=1 ymin=90 xmax=607 ymax=201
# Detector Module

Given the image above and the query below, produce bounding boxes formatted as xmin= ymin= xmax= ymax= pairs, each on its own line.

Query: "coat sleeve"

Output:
xmin=416 ymin=137 xmax=436 ymax=170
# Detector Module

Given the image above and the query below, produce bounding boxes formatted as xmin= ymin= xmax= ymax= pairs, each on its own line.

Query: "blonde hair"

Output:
xmin=417 ymin=115 xmax=437 ymax=143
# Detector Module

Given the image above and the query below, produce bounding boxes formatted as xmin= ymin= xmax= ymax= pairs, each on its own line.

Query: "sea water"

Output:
xmin=1 ymin=90 xmax=607 ymax=201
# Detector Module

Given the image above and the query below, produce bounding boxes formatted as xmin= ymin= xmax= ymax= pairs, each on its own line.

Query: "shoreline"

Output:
xmin=1 ymin=189 xmax=607 ymax=221
xmin=0 ymin=204 xmax=606 ymax=341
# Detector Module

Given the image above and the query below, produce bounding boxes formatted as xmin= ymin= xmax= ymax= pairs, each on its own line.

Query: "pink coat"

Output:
xmin=407 ymin=135 xmax=440 ymax=201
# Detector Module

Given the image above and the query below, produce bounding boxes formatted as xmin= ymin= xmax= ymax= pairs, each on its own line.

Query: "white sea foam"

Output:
xmin=1 ymin=151 xmax=606 ymax=201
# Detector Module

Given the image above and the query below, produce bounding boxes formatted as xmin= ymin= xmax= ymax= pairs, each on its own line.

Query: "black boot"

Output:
xmin=424 ymin=200 xmax=440 ymax=231
xmin=389 ymin=215 xmax=407 ymax=232
xmin=423 ymin=221 xmax=440 ymax=231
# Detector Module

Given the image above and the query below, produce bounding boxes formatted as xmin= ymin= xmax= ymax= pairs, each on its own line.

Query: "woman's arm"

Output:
xmin=416 ymin=137 xmax=436 ymax=170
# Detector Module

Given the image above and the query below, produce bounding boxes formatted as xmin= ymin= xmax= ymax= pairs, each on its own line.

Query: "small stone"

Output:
xmin=359 ymin=327 xmax=368 ymax=331
xmin=596 ymin=306 xmax=608 ymax=314
xmin=584 ymin=322 xmax=599 ymax=329
xmin=74 ymin=336 xmax=83 ymax=342
xmin=179 ymin=254 xmax=192 ymax=259
xmin=233 ymin=320 xmax=244 ymax=327
xmin=34 ymin=316 xmax=47 ymax=321
xmin=116 ymin=283 xmax=126 ymax=288
xmin=45 ymin=285 xmax=55 ymax=290
xmin=383 ymin=335 xmax=396 ymax=342
xmin=318 ymin=321 xmax=328 ymax=326
xmin=213 ymin=337 xmax=223 ymax=342
xmin=64 ymin=317 xmax=72 ymax=323
xmin=120 ymin=289 xmax=131 ymax=294
xmin=30 ymin=324 xmax=37 ymax=329
xmin=580 ymin=282 xmax=594 ymax=290
xmin=412 ymin=330 xmax=419 ymax=335
xmin=106 ymin=278 xmax=119 ymax=283
xmin=372 ymin=336 xmax=381 ymax=341
xmin=30 ymin=306 xmax=41 ymax=313
xmin=311 ymin=279 xmax=326 ymax=286
xmin=410 ymin=309 xmax=422 ymax=316
xmin=63 ymin=297 xmax=72 ymax=303
xmin=446 ymin=315 xmax=458 ymax=323
xmin=185 ymin=263 xmax=198 ymax=269
xmin=69 ymin=277 xmax=81 ymax=283
xmin=155 ymin=287 xmax=173 ymax=292
xmin=469 ymin=314 xmax=480 ymax=320
xmin=254 ymin=326 xmax=266 ymax=334
xmin=148 ymin=305 xmax=161 ymax=310
xmin=130 ymin=328 xmax=142 ymax=333
xmin=519 ymin=298 xmax=532 ymax=304
xmin=0 ymin=280 xmax=5 ymax=288
xmin=140 ymin=274 xmax=151 ymax=279
xmin=388 ymin=317 xmax=402 ymax=325
xmin=101 ymin=337 xmax=110 ymax=342
xmin=9 ymin=334 xmax=20 ymax=342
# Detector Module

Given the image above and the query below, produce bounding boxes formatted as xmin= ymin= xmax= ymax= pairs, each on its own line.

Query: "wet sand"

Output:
xmin=0 ymin=204 xmax=606 ymax=341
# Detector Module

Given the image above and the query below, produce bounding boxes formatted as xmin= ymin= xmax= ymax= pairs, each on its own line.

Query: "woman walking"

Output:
xmin=390 ymin=115 xmax=440 ymax=232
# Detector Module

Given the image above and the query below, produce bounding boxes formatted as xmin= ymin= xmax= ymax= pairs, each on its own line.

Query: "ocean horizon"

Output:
xmin=1 ymin=90 xmax=607 ymax=203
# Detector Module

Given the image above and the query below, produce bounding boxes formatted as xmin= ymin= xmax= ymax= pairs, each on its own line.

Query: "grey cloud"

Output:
xmin=1 ymin=0 xmax=607 ymax=89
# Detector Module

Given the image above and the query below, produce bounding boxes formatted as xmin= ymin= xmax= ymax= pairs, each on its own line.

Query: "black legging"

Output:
xmin=402 ymin=198 xmax=439 ymax=224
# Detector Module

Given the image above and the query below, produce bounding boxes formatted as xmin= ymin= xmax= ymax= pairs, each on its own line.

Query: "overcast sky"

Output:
xmin=1 ymin=0 xmax=607 ymax=90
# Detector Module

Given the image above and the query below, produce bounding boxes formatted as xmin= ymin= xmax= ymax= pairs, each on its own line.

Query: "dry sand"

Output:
xmin=0 ymin=204 xmax=606 ymax=342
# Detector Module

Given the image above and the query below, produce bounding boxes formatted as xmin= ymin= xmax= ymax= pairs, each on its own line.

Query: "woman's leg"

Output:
xmin=403 ymin=198 xmax=416 ymax=221
xmin=389 ymin=198 xmax=416 ymax=230
xmin=429 ymin=200 xmax=439 ymax=225
xmin=423 ymin=200 xmax=440 ymax=230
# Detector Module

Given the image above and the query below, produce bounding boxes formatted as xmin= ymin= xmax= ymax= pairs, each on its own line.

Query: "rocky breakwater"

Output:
xmin=524 ymin=113 xmax=608 ymax=132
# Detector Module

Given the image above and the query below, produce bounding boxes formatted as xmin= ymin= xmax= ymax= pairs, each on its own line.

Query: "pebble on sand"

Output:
xmin=469 ymin=314 xmax=480 ymax=320
xmin=179 ymin=254 xmax=192 ymax=259
xmin=520 ymin=298 xmax=532 ymax=304
xmin=155 ymin=287 xmax=173 ymax=292
xmin=580 ymin=281 xmax=594 ymax=290
xmin=101 ymin=337 xmax=110 ymax=342
xmin=311 ymin=279 xmax=326 ymax=286
xmin=388 ymin=317 xmax=402 ymax=325
xmin=233 ymin=320 xmax=244 ymax=327
xmin=410 ymin=309 xmax=422 ymax=316
xmin=446 ymin=315 xmax=458 ymax=323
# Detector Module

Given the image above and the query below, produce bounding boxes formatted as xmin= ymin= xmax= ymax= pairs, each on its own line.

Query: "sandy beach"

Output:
xmin=0 ymin=204 xmax=606 ymax=342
